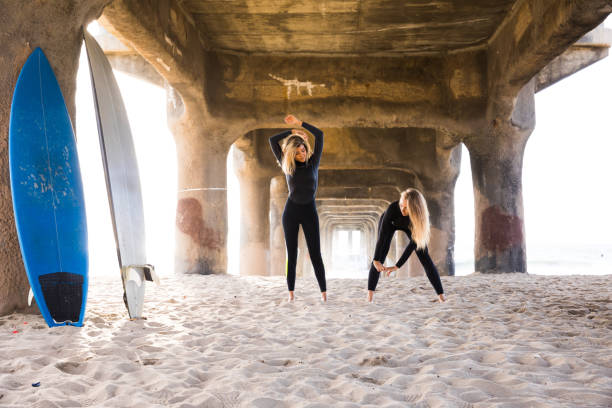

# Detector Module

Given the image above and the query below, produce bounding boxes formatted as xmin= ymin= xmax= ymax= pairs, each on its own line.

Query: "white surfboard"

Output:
xmin=83 ymin=32 xmax=158 ymax=319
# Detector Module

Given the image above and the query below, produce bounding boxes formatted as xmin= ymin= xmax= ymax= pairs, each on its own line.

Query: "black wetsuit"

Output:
xmin=368 ymin=201 xmax=444 ymax=295
xmin=269 ymin=122 xmax=326 ymax=292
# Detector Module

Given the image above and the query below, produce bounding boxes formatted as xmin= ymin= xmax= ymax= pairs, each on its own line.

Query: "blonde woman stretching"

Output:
xmin=368 ymin=189 xmax=445 ymax=303
xmin=269 ymin=115 xmax=327 ymax=302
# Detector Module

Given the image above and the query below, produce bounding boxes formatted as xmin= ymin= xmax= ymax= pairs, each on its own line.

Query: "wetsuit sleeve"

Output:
xmin=269 ymin=130 xmax=292 ymax=164
xmin=372 ymin=209 xmax=394 ymax=262
xmin=302 ymin=122 xmax=323 ymax=165
xmin=395 ymin=237 xmax=416 ymax=268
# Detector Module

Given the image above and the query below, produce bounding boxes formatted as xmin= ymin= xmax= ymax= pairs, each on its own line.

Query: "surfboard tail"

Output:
xmin=38 ymin=272 xmax=86 ymax=327
xmin=121 ymin=264 xmax=158 ymax=319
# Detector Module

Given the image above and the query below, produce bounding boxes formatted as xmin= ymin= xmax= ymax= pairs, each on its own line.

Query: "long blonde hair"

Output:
xmin=281 ymin=135 xmax=312 ymax=176
xmin=400 ymin=188 xmax=430 ymax=250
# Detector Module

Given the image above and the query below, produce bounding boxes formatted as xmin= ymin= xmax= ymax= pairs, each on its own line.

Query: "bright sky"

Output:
xmin=77 ymin=20 xmax=612 ymax=278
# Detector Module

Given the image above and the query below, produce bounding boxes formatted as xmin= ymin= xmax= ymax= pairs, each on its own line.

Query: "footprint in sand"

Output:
xmin=55 ymin=361 xmax=86 ymax=375
xmin=351 ymin=373 xmax=383 ymax=385
xmin=478 ymin=351 xmax=506 ymax=364
xmin=359 ymin=355 xmax=391 ymax=367
xmin=404 ymin=393 xmax=424 ymax=403
xmin=211 ymin=391 xmax=240 ymax=408
xmin=259 ymin=359 xmax=296 ymax=367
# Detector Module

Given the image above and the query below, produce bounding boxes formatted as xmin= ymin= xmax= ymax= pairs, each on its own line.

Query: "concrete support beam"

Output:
xmin=170 ymin=93 xmax=234 ymax=274
xmin=203 ymin=51 xmax=487 ymax=132
xmin=488 ymin=0 xmax=612 ymax=96
xmin=107 ymin=54 xmax=165 ymax=87
xmin=235 ymin=171 xmax=272 ymax=276
xmin=464 ymin=81 xmax=535 ymax=274
xmin=395 ymin=232 xmax=411 ymax=278
xmin=100 ymin=0 xmax=208 ymax=109
xmin=270 ymin=176 xmax=288 ymax=277
xmin=536 ymin=24 xmax=612 ymax=92
xmin=90 ymin=24 xmax=165 ymax=87
xmin=0 ymin=0 xmax=110 ymax=315
xmin=174 ymin=140 xmax=229 ymax=275
xmin=232 ymin=133 xmax=278 ymax=276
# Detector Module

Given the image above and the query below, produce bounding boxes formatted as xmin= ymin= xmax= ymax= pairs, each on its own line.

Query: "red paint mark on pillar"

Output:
xmin=480 ymin=206 xmax=523 ymax=251
xmin=176 ymin=198 xmax=221 ymax=250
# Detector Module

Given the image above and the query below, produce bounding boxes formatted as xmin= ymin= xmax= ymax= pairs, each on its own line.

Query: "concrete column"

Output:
xmin=395 ymin=231 xmax=411 ymax=278
xmin=322 ymin=222 xmax=333 ymax=273
xmin=464 ymin=82 xmax=535 ymax=273
xmin=422 ymin=188 xmax=458 ymax=277
xmin=297 ymin=228 xmax=309 ymax=278
xmin=367 ymin=221 xmax=377 ymax=263
xmin=240 ymin=175 xmax=271 ymax=275
xmin=408 ymin=252 xmax=424 ymax=277
xmin=169 ymin=90 xmax=232 ymax=274
xmin=174 ymin=143 xmax=229 ymax=275
xmin=0 ymin=0 xmax=110 ymax=315
xmin=359 ymin=226 xmax=369 ymax=270
xmin=388 ymin=235 xmax=397 ymax=265
xmin=269 ymin=176 xmax=287 ymax=276
xmin=232 ymin=146 xmax=273 ymax=276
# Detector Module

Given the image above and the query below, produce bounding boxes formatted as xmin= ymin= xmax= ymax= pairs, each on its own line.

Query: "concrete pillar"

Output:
xmin=232 ymin=146 xmax=272 ymax=276
xmin=422 ymin=187 xmax=459 ymax=277
xmin=0 ymin=0 xmax=110 ymax=315
xmin=366 ymin=222 xmax=376 ymax=269
xmin=239 ymin=175 xmax=271 ymax=275
xmin=297 ymin=228 xmax=309 ymax=278
xmin=388 ymin=235 xmax=397 ymax=265
xmin=395 ymin=231 xmax=411 ymax=278
xmin=464 ymin=82 xmax=535 ymax=273
xmin=408 ymin=251 xmax=424 ymax=277
xmin=322 ymin=221 xmax=333 ymax=272
xmin=269 ymin=176 xmax=287 ymax=276
xmin=169 ymin=90 xmax=232 ymax=274
xmin=367 ymin=221 xmax=377 ymax=263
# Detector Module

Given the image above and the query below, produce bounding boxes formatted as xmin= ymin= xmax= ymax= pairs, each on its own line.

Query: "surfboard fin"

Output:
xmin=142 ymin=264 xmax=160 ymax=286
xmin=28 ymin=287 xmax=34 ymax=306
xmin=126 ymin=264 xmax=160 ymax=286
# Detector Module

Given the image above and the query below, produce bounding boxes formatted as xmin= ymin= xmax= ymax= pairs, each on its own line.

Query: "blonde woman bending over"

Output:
xmin=368 ymin=189 xmax=445 ymax=303
xmin=269 ymin=115 xmax=327 ymax=302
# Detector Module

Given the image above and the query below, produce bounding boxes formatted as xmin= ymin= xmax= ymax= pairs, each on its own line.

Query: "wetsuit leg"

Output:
xmin=282 ymin=200 xmax=300 ymax=291
xmin=368 ymin=214 xmax=394 ymax=291
xmin=301 ymin=201 xmax=327 ymax=292
xmin=367 ymin=265 xmax=382 ymax=292
xmin=415 ymin=247 xmax=444 ymax=295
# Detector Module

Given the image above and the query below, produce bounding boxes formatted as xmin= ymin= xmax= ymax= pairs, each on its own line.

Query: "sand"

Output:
xmin=1 ymin=273 xmax=611 ymax=407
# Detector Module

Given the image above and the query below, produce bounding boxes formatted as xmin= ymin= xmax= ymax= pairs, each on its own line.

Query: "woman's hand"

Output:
xmin=384 ymin=265 xmax=398 ymax=277
xmin=284 ymin=114 xmax=302 ymax=126
xmin=373 ymin=260 xmax=385 ymax=273
xmin=291 ymin=129 xmax=307 ymax=140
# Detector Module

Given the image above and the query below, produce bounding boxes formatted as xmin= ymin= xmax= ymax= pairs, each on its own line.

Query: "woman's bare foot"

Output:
xmin=288 ymin=291 xmax=295 ymax=302
xmin=321 ymin=292 xmax=327 ymax=302
xmin=367 ymin=290 xmax=374 ymax=303
xmin=438 ymin=293 xmax=446 ymax=303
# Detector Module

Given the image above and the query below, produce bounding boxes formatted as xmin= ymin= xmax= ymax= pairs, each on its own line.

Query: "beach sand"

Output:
xmin=1 ymin=273 xmax=611 ymax=407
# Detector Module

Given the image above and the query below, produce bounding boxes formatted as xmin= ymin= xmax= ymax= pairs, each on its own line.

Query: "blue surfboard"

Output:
xmin=9 ymin=48 xmax=88 ymax=327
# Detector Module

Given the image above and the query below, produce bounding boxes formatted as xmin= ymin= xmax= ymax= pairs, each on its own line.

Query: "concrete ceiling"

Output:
xmin=177 ymin=0 xmax=518 ymax=55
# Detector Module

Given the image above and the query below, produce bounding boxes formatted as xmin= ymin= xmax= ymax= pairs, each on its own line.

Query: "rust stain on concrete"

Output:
xmin=176 ymin=198 xmax=221 ymax=250
xmin=480 ymin=205 xmax=523 ymax=251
